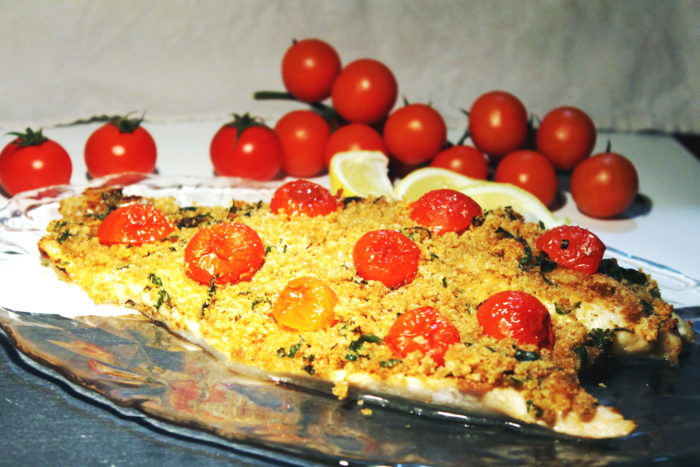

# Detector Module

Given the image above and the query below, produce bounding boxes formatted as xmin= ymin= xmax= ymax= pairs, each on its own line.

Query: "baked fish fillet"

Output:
xmin=38 ymin=187 xmax=693 ymax=438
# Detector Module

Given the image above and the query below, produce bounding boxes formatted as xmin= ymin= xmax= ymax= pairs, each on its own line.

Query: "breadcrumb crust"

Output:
xmin=37 ymin=187 xmax=683 ymax=434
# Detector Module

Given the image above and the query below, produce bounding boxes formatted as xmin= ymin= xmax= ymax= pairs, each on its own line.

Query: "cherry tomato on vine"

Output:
xmin=331 ymin=58 xmax=398 ymax=125
xmin=536 ymin=225 xmax=605 ymax=274
xmin=353 ymin=229 xmax=420 ymax=289
xmin=385 ymin=306 xmax=461 ymax=366
xmin=494 ymin=150 xmax=558 ymax=206
xmin=270 ymin=179 xmax=340 ymax=217
xmin=468 ymin=91 xmax=528 ymax=160
xmin=536 ymin=106 xmax=596 ymax=171
xmin=570 ymin=152 xmax=639 ymax=218
xmin=430 ymin=145 xmax=489 ymax=180
xmin=281 ymin=38 xmax=341 ymax=103
xmin=383 ymin=103 xmax=447 ymax=165
xmin=0 ymin=128 xmax=72 ymax=196
xmin=272 ymin=276 xmax=337 ymax=331
xmin=210 ymin=113 xmax=283 ymax=181
xmin=97 ymin=204 xmax=174 ymax=245
xmin=410 ymin=189 xmax=483 ymax=235
xmin=477 ymin=291 xmax=554 ymax=350
xmin=84 ymin=115 xmax=157 ymax=178
xmin=274 ymin=110 xmax=330 ymax=177
xmin=324 ymin=123 xmax=387 ymax=166
xmin=184 ymin=222 xmax=265 ymax=285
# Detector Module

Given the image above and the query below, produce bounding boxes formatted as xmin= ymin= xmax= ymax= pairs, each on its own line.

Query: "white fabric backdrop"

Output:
xmin=1 ymin=0 xmax=698 ymax=133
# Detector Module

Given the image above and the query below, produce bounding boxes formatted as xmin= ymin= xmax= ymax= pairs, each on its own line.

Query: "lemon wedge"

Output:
xmin=328 ymin=150 xmax=395 ymax=199
xmin=393 ymin=167 xmax=483 ymax=201
xmin=458 ymin=182 xmax=565 ymax=229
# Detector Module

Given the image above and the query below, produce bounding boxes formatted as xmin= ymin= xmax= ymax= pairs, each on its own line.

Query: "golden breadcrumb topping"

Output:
xmin=38 ymin=187 xmax=681 ymax=428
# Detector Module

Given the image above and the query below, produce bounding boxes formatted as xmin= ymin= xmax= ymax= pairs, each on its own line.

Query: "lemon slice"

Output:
xmin=458 ymin=182 xmax=565 ymax=229
xmin=329 ymin=150 xmax=395 ymax=199
xmin=393 ymin=167 xmax=483 ymax=201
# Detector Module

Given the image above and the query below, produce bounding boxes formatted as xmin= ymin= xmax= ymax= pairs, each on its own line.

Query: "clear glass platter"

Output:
xmin=1 ymin=175 xmax=699 ymax=466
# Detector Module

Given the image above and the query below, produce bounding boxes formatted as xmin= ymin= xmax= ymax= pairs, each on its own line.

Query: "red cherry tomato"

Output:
xmin=281 ymin=38 xmax=341 ymax=103
xmin=97 ymin=204 xmax=174 ymax=245
xmin=210 ymin=114 xmax=283 ymax=181
xmin=477 ymin=291 xmax=554 ymax=350
xmin=494 ymin=150 xmax=558 ymax=206
xmin=331 ymin=58 xmax=398 ymax=125
xmin=84 ymin=115 xmax=157 ymax=178
xmin=536 ymin=106 xmax=596 ymax=171
xmin=353 ymin=229 xmax=420 ymax=289
xmin=324 ymin=123 xmax=388 ymax=166
xmin=0 ymin=128 xmax=72 ymax=196
xmin=270 ymin=179 xmax=340 ymax=217
xmin=272 ymin=276 xmax=337 ymax=331
xmin=184 ymin=222 xmax=265 ymax=285
xmin=274 ymin=110 xmax=330 ymax=177
xmin=430 ymin=145 xmax=489 ymax=180
xmin=536 ymin=225 xmax=605 ymax=274
xmin=468 ymin=91 xmax=528 ymax=160
xmin=570 ymin=152 xmax=639 ymax=218
xmin=383 ymin=103 xmax=447 ymax=165
xmin=385 ymin=306 xmax=461 ymax=366
xmin=410 ymin=189 xmax=483 ymax=235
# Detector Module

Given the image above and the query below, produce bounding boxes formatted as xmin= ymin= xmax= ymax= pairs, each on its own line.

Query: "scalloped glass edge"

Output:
xmin=0 ymin=326 xmax=322 ymax=467
xmin=1 ymin=174 xmax=700 ymax=465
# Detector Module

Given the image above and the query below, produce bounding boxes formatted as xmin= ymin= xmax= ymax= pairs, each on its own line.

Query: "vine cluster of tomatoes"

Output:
xmin=253 ymin=38 xmax=639 ymax=218
xmin=0 ymin=38 xmax=639 ymax=219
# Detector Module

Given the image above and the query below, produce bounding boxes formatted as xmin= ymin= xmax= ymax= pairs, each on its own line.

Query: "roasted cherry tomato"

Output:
xmin=0 ymin=128 xmax=72 ymax=196
xmin=84 ymin=114 xmax=157 ymax=178
xmin=274 ymin=110 xmax=330 ymax=177
xmin=270 ymin=179 xmax=340 ymax=217
xmin=210 ymin=113 xmax=283 ymax=181
xmin=324 ymin=123 xmax=388 ymax=166
xmin=536 ymin=225 xmax=606 ymax=274
xmin=536 ymin=106 xmax=596 ymax=171
xmin=468 ymin=91 xmax=528 ymax=160
xmin=430 ymin=145 xmax=489 ymax=180
xmin=353 ymin=229 xmax=420 ymax=289
xmin=184 ymin=222 xmax=265 ymax=285
xmin=570 ymin=152 xmax=639 ymax=218
xmin=494 ymin=150 xmax=558 ymax=206
xmin=331 ymin=58 xmax=398 ymax=125
xmin=383 ymin=103 xmax=447 ymax=165
xmin=385 ymin=306 xmax=460 ymax=366
xmin=281 ymin=38 xmax=341 ymax=103
xmin=97 ymin=204 xmax=174 ymax=245
xmin=477 ymin=291 xmax=554 ymax=350
xmin=272 ymin=276 xmax=337 ymax=331
xmin=410 ymin=189 xmax=483 ymax=235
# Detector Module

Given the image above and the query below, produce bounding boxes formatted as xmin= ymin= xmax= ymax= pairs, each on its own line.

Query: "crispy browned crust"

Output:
xmin=37 ymin=188 xmax=685 ymax=434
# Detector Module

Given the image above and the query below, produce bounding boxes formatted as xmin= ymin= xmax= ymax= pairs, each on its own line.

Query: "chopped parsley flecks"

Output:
xmin=597 ymin=258 xmax=648 ymax=286
xmin=496 ymin=227 xmax=557 ymax=278
xmin=200 ymin=277 xmax=218 ymax=315
xmin=177 ymin=213 xmax=212 ymax=229
xmin=148 ymin=273 xmax=171 ymax=311
xmin=514 ymin=349 xmax=541 ymax=361
xmin=380 ymin=359 xmax=402 ymax=368
xmin=401 ymin=226 xmax=432 ymax=242
xmin=346 ymin=334 xmax=382 ymax=361
xmin=554 ymin=301 xmax=581 ymax=315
